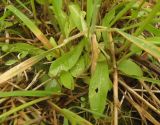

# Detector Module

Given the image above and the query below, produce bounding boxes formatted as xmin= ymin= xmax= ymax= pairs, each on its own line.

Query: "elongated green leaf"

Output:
xmin=109 ymin=1 xmax=135 ymax=27
xmin=49 ymin=39 xmax=86 ymax=77
xmin=52 ymin=0 xmax=66 ymax=36
xmin=69 ymin=3 xmax=87 ymax=32
xmin=145 ymin=24 xmax=160 ymax=36
xmin=0 ymin=91 xmax=61 ymax=97
xmin=0 ymin=97 xmax=50 ymax=122
xmin=87 ymin=0 xmax=94 ymax=26
xmin=60 ymin=71 xmax=74 ymax=90
xmin=62 ymin=109 xmax=93 ymax=125
xmin=7 ymin=5 xmax=52 ymax=49
xmin=146 ymin=37 xmax=160 ymax=45
xmin=134 ymin=1 xmax=160 ymax=36
xmin=118 ymin=59 xmax=143 ymax=77
xmin=0 ymin=42 xmax=45 ymax=55
xmin=89 ymin=62 xmax=111 ymax=118
xmin=115 ymin=29 xmax=160 ymax=59
xmin=102 ymin=9 xmax=115 ymax=47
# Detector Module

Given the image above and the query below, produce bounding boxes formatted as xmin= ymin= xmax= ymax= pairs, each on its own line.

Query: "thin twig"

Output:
xmin=109 ymin=32 xmax=119 ymax=125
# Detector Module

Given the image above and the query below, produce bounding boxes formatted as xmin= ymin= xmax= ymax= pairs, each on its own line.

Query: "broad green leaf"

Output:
xmin=7 ymin=5 xmax=52 ymax=49
xmin=118 ymin=59 xmax=143 ymax=77
xmin=70 ymin=53 xmax=90 ymax=77
xmin=69 ymin=3 xmax=87 ymax=32
xmin=45 ymin=79 xmax=61 ymax=92
xmin=70 ymin=55 xmax=85 ymax=77
xmin=49 ymin=39 xmax=85 ymax=77
xmin=40 ymin=74 xmax=61 ymax=92
xmin=89 ymin=62 xmax=111 ymax=118
xmin=115 ymin=29 xmax=160 ymax=60
xmin=60 ymin=71 xmax=74 ymax=90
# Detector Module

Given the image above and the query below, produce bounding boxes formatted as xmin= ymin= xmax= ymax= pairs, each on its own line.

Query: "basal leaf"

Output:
xmin=49 ymin=39 xmax=86 ymax=77
xmin=89 ymin=62 xmax=111 ymax=118
xmin=69 ymin=3 xmax=87 ymax=32
xmin=70 ymin=53 xmax=90 ymax=77
xmin=118 ymin=59 xmax=143 ymax=77
xmin=60 ymin=71 xmax=74 ymax=90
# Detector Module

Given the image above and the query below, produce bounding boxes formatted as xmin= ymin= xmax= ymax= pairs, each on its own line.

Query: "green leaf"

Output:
xmin=89 ymin=62 xmax=111 ymax=118
xmin=115 ymin=29 xmax=160 ymax=60
xmin=40 ymin=74 xmax=62 ymax=93
xmin=145 ymin=24 xmax=160 ymax=36
xmin=87 ymin=0 xmax=94 ymax=26
xmin=70 ymin=55 xmax=85 ymax=77
xmin=70 ymin=53 xmax=90 ymax=77
xmin=0 ymin=42 xmax=44 ymax=55
xmin=7 ymin=5 xmax=52 ymax=49
xmin=146 ymin=37 xmax=160 ymax=45
xmin=49 ymin=39 xmax=86 ymax=77
xmin=118 ymin=59 xmax=143 ymax=77
xmin=52 ymin=0 xmax=67 ymax=36
xmin=62 ymin=109 xmax=93 ymax=125
xmin=130 ymin=44 xmax=142 ymax=54
xmin=5 ymin=59 xmax=18 ymax=66
xmin=69 ymin=3 xmax=87 ymax=32
xmin=60 ymin=71 xmax=74 ymax=90
xmin=102 ymin=9 xmax=115 ymax=27
xmin=36 ymin=0 xmax=52 ymax=4
xmin=0 ymin=91 xmax=60 ymax=97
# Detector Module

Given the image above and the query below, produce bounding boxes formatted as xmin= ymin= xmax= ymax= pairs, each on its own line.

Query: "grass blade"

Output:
xmin=7 ymin=5 xmax=52 ymax=49
xmin=0 ymin=97 xmax=50 ymax=122
xmin=0 ymin=91 xmax=61 ymax=97
xmin=115 ymin=29 xmax=160 ymax=60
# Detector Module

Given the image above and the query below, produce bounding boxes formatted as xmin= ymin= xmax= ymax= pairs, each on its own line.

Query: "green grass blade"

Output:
xmin=0 ymin=97 xmax=50 ymax=122
xmin=109 ymin=1 xmax=135 ymax=27
xmin=7 ymin=5 xmax=52 ymax=49
xmin=115 ymin=29 xmax=160 ymax=60
xmin=0 ymin=91 xmax=61 ymax=97
xmin=134 ymin=0 xmax=160 ymax=36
